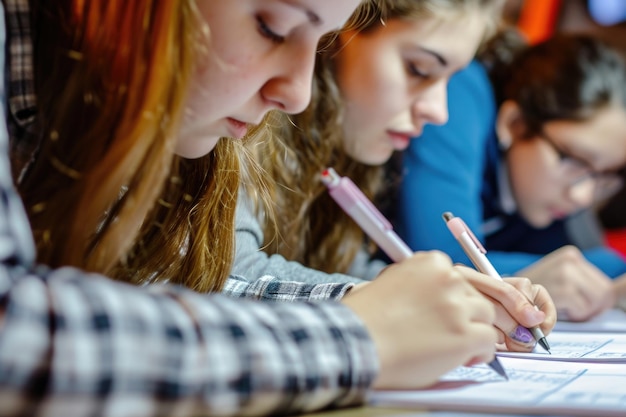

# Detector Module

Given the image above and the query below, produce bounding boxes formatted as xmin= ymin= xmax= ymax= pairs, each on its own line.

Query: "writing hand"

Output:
xmin=342 ymin=251 xmax=498 ymax=390
xmin=454 ymin=265 xmax=555 ymax=352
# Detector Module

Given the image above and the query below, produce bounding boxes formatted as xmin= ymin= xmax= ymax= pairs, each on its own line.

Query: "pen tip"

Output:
xmin=538 ymin=337 xmax=551 ymax=354
xmin=442 ymin=212 xmax=454 ymax=222
xmin=489 ymin=357 xmax=508 ymax=380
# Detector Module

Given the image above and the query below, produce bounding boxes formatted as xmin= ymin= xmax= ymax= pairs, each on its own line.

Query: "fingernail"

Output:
xmin=509 ymin=325 xmax=534 ymax=344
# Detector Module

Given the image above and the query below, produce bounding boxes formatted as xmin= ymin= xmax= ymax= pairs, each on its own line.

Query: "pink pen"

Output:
xmin=320 ymin=168 xmax=413 ymax=262
xmin=443 ymin=211 xmax=551 ymax=353
xmin=321 ymin=168 xmax=508 ymax=379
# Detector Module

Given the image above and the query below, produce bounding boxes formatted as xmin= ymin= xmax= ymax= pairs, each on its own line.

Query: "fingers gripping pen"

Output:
xmin=321 ymin=168 xmax=508 ymax=380
xmin=442 ymin=211 xmax=551 ymax=354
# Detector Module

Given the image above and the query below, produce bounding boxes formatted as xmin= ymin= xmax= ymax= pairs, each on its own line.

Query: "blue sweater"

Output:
xmin=395 ymin=60 xmax=626 ymax=278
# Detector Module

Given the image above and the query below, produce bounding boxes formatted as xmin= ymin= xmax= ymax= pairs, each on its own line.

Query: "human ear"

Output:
xmin=496 ymin=100 xmax=527 ymax=150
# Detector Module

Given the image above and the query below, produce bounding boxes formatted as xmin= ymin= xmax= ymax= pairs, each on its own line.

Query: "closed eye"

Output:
xmin=408 ymin=62 xmax=430 ymax=79
xmin=257 ymin=16 xmax=285 ymax=44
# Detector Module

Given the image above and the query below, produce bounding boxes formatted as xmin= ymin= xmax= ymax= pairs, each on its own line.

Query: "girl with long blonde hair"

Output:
xmin=234 ymin=0 xmax=557 ymax=353
xmin=18 ymin=0 xmax=360 ymax=293
xmin=238 ymin=0 xmax=505 ymax=281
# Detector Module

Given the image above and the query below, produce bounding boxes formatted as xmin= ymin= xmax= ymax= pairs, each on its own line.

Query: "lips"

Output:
xmin=549 ymin=207 xmax=570 ymax=220
xmin=226 ymin=118 xmax=249 ymax=139
xmin=387 ymin=130 xmax=422 ymax=151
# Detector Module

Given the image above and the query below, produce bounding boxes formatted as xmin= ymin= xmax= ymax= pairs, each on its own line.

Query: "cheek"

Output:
xmin=508 ymin=154 xmax=565 ymax=227
xmin=341 ymin=130 xmax=362 ymax=159
xmin=186 ymin=56 xmax=257 ymax=122
xmin=508 ymin=167 xmax=548 ymax=226
xmin=341 ymin=129 xmax=394 ymax=166
xmin=186 ymin=61 xmax=228 ymax=121
xmin=363 ymin=66 xmax=406 ymax=116
xmin=342 ymin=80 xmax=406 ymax=139
xmin=508 ymin=151 xmax=551 ymax=204
xmin=339 ymin=55 xmax=404 ymax=119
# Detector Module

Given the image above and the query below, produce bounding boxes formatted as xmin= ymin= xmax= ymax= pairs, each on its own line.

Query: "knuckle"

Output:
xmin=442 ymin=300 xmax=470 ymax=332
xmin=519 ymin=277 xmax=533 ymax=288
xmin=498 ymin=280 xmax=524 ymax=300
xmin=559 ymin=245 xmax=583 ymax=261
xmin=426 ymin=250 xmax=453 ymax=266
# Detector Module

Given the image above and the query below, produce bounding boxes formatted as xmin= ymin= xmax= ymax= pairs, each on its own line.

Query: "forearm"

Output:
xmin=498 ymin=247 xmax=626 ymax=278
xmin=0 ymin=267 xmax=378 ymax=416
xmin=233 ymin=240 xmax=364 ymax=285
xmin=223 ymin=275 xmax=357 ymax=301
xmin=234 ymin=194 xmax=364 ymax=286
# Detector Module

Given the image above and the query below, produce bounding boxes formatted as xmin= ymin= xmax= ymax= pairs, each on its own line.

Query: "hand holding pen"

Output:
xmin=321 ymin=168 xmax=509 ymax=380
xmin=442 ymin=212 xmax=552 ymax=353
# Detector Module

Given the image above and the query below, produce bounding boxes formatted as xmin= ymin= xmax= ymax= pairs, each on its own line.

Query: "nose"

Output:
xmin=567 ymin=177 xmax=596 ymax=209
xmin=260 ymin=43 xmax=316 ymax=115
xmin=411 ymin=79 xmax=449 ymax=127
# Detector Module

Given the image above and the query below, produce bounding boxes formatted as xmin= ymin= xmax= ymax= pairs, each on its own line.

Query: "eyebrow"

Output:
xmin=282 ymin=0 xmax=322 ymax=26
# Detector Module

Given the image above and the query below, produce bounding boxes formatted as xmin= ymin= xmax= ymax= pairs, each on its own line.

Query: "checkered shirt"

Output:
xmin=0 ymin=1 xmax=379 ymax=415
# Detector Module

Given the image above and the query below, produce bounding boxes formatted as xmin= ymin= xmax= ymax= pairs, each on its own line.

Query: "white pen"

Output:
xmin=442 ymin=211 xmax=551 ymax=353
xmin=321 ymin=168 xmax=508 ymax=379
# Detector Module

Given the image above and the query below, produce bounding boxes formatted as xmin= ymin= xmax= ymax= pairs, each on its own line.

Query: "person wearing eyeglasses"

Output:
xmin=395 ymin=29 xmax=626 ymax=322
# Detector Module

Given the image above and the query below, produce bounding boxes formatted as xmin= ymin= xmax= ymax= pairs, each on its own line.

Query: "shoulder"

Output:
xmin=448 ymin=60 xmax=495 ymax=110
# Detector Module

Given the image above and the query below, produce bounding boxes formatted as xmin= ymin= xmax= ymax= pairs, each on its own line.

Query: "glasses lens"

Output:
xmin=570 ymin=172 xmax=625 ymax=202
xmin=593 ymin=173 xmax=624 ymax=201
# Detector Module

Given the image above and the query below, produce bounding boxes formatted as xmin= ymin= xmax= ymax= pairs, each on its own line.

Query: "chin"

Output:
xmin=516 ymin=205 xmax=548 ymax=228
xmin=175 ymin=136 xmax=221 ymax=159
xmin=175 ymin=143 xmax=219 ymax=159
xmin=344 ymin=140 xmax=392 ymax=166
xmin=360 ymin=150 xmax=394 ymax=167
xmin=525 ymin=213 xmax=554 ymax=229
xmin=360 ymin=157 xmax=390 ymax=167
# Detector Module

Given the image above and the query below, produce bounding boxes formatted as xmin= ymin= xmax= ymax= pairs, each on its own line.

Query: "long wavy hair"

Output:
xmin=254 ymin=0 xmax=505 ymax=274
xmin=18 ymin=0 xmax=259 ymax=292
xmin=19 ymin=0 xmax=381 ymax=292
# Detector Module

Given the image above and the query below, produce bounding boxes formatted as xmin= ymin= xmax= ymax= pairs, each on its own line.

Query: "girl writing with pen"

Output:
xmin=4 ymin=0 xmax=505 ymax=405
xmin=233 ymin=0 xmax=556 ymax=354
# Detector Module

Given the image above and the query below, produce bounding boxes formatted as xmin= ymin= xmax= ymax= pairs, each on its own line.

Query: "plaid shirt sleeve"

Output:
xmin=0 ymin=269 xmax=378 ymax=416
xmin=4 ymin=0 xmax=39 ymax=181
xmin=0 ymin=5 xmax=379 ymax=415
xmin=223 ymin=275 xmax=356 ymax=301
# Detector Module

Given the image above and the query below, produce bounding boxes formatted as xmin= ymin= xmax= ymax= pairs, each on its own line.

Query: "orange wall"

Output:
xmin=517 ymin=0 xmax=563 ymax=44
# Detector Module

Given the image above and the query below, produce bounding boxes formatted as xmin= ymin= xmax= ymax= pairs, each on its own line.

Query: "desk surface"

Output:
xmin=300 ymin=405 xmax=551 ymax=417
xmin=300 ymin=407 xmax=422 ymax=417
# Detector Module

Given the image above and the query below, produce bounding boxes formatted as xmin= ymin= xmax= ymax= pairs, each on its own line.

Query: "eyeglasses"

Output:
xmin=539 ymin=133 xmax=625 ymax=201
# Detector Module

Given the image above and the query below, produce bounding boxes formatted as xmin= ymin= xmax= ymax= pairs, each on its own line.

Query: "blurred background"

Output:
xmin=501 ymin=0 xmax=626 ymax=256
xmin=504 ymin=0 xmax=626 ymax=50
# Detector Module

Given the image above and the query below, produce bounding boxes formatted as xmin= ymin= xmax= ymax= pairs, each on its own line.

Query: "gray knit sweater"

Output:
xmin=232 ymin=190 xmax=387 ymax=286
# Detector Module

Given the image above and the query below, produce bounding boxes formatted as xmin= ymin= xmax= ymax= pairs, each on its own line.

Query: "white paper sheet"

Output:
xmin=369 ymin=357 xmax=626 ymax=417
xmin=496 ymin=331 xmax=626 ymax=362
xmin=553 ymin=309 xmax=626 ymax=332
